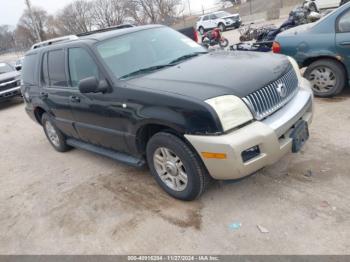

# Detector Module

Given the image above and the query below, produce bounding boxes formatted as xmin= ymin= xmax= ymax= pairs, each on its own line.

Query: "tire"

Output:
xmin=304 ymin=59 xmax=346 ymax=97
xmin=219 ymin=38 xmax=229 ymax=48
xmin=146 ymin=132 xmax=211 ymax=201
xmin=218 ymin=23 xmax=226 ymax=32
xmin=42 ymin=113 xmax=71 ymax=152
xmin=199 ymin=27 xmax=205 ymax=35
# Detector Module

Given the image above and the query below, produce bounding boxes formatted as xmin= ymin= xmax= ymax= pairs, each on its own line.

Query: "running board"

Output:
xmin=66 ymin=138 xmax=145 ymax=168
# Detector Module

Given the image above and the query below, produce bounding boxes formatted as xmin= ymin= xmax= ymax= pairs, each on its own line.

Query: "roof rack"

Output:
xmin=30 ymin=24 xmax=135 ymax=50
xmin=31 ymin=35 xmax=79 ymax=50
xmin=76 ymin=24 xmax=135 ymax=37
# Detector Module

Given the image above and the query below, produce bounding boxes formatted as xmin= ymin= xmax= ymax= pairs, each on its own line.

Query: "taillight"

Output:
xmin=272 ymin=41 xmax=281 ymax=53
xmin=193 ymin=28 xmax=199 ymax=43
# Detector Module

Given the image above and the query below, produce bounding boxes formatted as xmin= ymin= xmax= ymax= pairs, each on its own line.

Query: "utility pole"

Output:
xmin=187 ymin=0 xmax=192 ymax=16
xmin=25 ymin=0 xmax=42 ymax=42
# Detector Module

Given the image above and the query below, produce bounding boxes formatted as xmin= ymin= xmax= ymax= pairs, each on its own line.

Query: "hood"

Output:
xmin=223 ymin=14 xmax=240 ymax=20
xmin=127 ymin=51 xmax=290 ymax=101
xmin=0 ymin=71 xmax=20 ymax=84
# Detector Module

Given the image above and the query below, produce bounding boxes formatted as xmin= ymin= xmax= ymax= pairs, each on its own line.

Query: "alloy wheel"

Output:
xmin=153 ymin=147 xmax=188 ymax=192
xmin=45 ymin=121 xmax=60 ymax=147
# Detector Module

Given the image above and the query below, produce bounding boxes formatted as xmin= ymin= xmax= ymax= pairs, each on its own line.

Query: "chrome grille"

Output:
xmin=243 ymin=67 xmax=298 ymax=120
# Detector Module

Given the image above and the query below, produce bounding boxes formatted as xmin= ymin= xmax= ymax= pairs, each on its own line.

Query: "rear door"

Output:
xmin=202 ymin=15 xmax=211 ymax=29
xmin=66 ymin=46 xmax=128 ymax=152
xmin=336 ymin=7 xmax=350 ymax=71
xmin=41 ymin=49 xmax=79 ymax=138
xmin=209 ymin=14 xmax=219 ymax=28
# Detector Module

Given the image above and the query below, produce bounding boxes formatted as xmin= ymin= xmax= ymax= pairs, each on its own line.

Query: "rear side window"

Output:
xmin=47 ymin=49 xmax=67 ymax=87
xmin=338 ymin=10 xmax=350 ymax=32
xmin=22 ymin=54 xmax=38 ymax=85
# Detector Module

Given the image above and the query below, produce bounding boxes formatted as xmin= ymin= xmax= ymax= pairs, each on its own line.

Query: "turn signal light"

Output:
xmin=201 ymin=152 xmax=227 ymax=159
xmin=272 ymin=41 xmax=281 ymax=53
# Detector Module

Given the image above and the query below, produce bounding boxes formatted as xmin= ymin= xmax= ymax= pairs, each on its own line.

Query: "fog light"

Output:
xmin=241 ymin=145 xmax=260 ymax=162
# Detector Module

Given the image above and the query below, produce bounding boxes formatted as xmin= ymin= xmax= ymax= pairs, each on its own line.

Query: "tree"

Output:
xmin=0 ymin=25 xmax=15 ymax=52
xmin=91 ymin=0 xmax=129 ymax=29
xmin=55 ymin=0 xmax=94 ymax=35
xmin=129 ymin=0 xmax=182 ymax=25
xmin=17 ymin=6 xmax=48 ymax=43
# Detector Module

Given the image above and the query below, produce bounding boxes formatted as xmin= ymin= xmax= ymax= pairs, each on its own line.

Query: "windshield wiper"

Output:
xmin=169 ymin=52 xmax=208 ymax=65
xmin=120 ymin=64 xmax=173 ymax=79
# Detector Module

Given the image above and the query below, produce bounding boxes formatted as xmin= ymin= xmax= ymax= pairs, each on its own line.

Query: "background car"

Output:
xmin=0 ymin=62 xmax=21 ymax=102
xmin=273 ymin=3 xmax=350 ymax=97
xmin=196 ymin=11 xmax=241 ymax=34
xmin=308 ymin=0 xmax=341 ymax=10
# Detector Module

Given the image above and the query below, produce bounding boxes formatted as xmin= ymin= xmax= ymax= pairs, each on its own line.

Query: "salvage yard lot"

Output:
xmin=0 ymin=90 xmax=350 ymax=254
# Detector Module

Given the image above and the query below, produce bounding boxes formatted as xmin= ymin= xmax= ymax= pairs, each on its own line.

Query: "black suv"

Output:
xmin=0 ymin=62 xmax=21 ymax=101
xmin=22 ymin=25 xmax=314 ymax=200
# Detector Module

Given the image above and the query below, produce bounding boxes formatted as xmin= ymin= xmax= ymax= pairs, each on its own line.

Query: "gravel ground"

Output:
xmin=0 ymin=89 xmax=349 ymax=254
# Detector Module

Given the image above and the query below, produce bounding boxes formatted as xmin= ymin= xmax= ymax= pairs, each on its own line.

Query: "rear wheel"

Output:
xmin=42 ymin=113 xmax=71 ymax=152
xmin=219 ymin=38 xmax=229 ymax=48
xmin=304 ymin=59 xmax=346 ymax=97
xmin=218 ymin=23 xmax=226 ymax=32
xmin=146 ymin=132 xmax=211 ymax=201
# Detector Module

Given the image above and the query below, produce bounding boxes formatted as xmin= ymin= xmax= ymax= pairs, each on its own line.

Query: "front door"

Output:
xmin=41 ymin=49 xmax=79 ymax=139
xmin=335 ymin=7 xmax=350 ymax=74
xmin=67 ymin=47 xmax=128 ymax=153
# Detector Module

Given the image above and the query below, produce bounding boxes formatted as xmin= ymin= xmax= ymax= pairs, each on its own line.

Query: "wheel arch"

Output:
xmin=302 ymin=55 xmax=348 ymax=80
xmin=34 ymin=106 xmax=47 ymax=125
xmin=135 ymin=123 xmax=184 ymax=156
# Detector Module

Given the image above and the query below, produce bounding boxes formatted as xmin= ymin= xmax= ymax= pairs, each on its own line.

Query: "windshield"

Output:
xmin=216 ymin=11 xmax=232 ymax=18
xmin=0 ymin=63 xmax=13 ymax=74
xmin=96 ymin=27 xmax=207 ymax=79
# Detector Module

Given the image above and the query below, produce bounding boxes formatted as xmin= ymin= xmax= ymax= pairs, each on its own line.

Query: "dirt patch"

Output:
xmin=100 ymin=171 xmax=203 ymax=230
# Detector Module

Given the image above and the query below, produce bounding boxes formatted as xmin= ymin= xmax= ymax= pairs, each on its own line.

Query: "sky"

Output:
xmin=0 ymin=0 xmax=219 ymax=26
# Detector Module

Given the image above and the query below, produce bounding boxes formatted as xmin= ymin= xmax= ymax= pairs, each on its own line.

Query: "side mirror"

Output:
xmin=15 ymin=65 xmax=22 ymax=71
xmin=78 ymin=77 xmax=109 ymax=94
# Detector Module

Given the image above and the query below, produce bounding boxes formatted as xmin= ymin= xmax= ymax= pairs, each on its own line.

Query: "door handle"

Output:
xmin=69 ymin=95 xmax=80 ymax=103
xmin=39 ymin=92 xmax=48 ymax=98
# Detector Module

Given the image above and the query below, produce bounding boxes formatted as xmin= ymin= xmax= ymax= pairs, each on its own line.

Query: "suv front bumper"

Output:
xmin=185 ymin=78 xmax=313 ymax=180
xmin=0 ymin=81 xmax=22 ymax=101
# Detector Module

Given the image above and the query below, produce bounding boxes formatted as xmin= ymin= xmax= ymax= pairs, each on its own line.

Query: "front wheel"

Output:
xmin=304 ymin=59 xmax=346 ymax=97
xmin=146 ymin=132 xmax=211 ymax=201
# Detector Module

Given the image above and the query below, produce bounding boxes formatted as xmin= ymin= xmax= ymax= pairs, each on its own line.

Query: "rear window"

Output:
xmin=47 ymin=49 xmax=67 ymax=87
xmin=22 ymin=54 xmax=38 ymax=85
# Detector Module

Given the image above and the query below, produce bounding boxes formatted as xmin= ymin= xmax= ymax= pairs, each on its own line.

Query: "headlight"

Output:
xmin=288 ymin=56 xmax=303 ymax=85
xmin=14 ymin=76 xmax=21 ymax=86
xmin=205 ymin=95 xmax=253 ymax=132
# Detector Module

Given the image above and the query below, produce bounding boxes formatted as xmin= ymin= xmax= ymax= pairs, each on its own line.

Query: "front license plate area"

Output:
xmin=290 ymin=120 xmax=309 ymax=153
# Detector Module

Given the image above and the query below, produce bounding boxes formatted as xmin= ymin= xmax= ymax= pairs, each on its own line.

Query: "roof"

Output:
xmin=25 ymin=24 xmax=163 ymax=56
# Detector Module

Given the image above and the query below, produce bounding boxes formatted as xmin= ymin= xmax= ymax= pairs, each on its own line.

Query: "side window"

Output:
xmin=41 ymin=52 xmax=49 ymax=86
xmin=210 ymin=14 xmax=217 ymax=20
xmin=338 ymin=10 xmax=350 ymax=33
xmin=22 ymin=54 xmax=38 ymax=85
xmin=203 ymin=16 xmax=209 ymax=21
xmin=68 ymin=48 xmax=99 ymax=87
xmin=47 ymin=49 xmax=67 ymax=87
